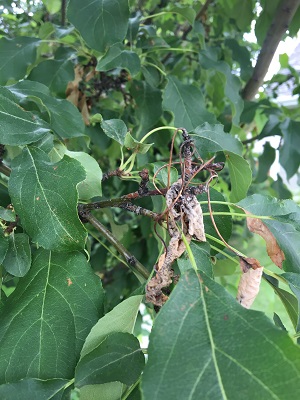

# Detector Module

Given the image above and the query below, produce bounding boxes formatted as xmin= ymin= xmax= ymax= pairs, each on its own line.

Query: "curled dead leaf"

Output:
xmin=237 ymin=256 xmax=263 ymax=309
xmin=146 ymin=179 xmax=206 ymax=306
xmin=245 ymin=212 xmax=285 ymax=269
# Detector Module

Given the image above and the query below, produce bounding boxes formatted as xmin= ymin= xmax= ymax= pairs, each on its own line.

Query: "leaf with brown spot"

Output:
xmin=246 ymin=213 xmax=285 ymax=268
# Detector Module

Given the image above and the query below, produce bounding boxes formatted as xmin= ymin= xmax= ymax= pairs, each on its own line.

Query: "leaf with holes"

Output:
xmin=0 ymin=249 xmax=104 ymax=383
xmin=8 ymin=147 xmax=87 ymax=251
xmin=141 ymin=268 xmax=300 ymax=400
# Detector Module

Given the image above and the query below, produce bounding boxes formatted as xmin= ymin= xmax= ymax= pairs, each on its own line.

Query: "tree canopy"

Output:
xmin=1 ymin=1 xmax=300 ymax=399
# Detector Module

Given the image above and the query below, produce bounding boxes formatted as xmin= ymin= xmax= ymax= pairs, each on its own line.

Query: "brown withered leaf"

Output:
xmin=246 ymin=213 xmax=285 ymax=269
xmin=237 ymin=256 xmax=263 ymax=309
xmin=66 ymin=65 xmax=84 ymax=107
xmin=78 ymin=94 xmax=90 ymax=126
xmin=146 ymin=179 xmax=206 ymax=307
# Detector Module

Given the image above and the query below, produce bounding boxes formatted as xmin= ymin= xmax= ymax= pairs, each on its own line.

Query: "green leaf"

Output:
xmin=81 ymin=295 xmax=143 ymax=358
xmin=28 ymin=59 xmax=75 ymax=97
xmin=0 ymin=234 xmax=9 ymax=264
xmin=65 ymin=151 xmax=102 ymax=200
xmin=271 ymin=174 xmax=292 ymax=200
xmin=178 ymin=242 xmax=213 ymax=277
xmin=79 ymin=383 xmax=124 ymax=400
xmin=191 ymin=123 xmax=243 ymax=157
xmin=199 ymin=48 xmax=243 ymax=125
xmin=67 ymin=0 xmax=129 ymax=52
xmin=162 ymin=76 xmax=216 ymax=131
xmin=239 ymin=194 xmax=300 ymax=273
xmin=0 ymin=37 xmax=39 ymax=85
xmin=75 ymin=332 xmax=145 ymax=387
xmin=141 ymin=269 xmax=300 ymax=399
xmin=42 ymin=0 xmax=61 ymax=14
xmin=79 ymin=296 xmax=143 ymax=400
xmin=153 ymin=162 xmax=178 ymax=187
xmin=264 ymin=273 xmax=298 ymax=330
xmin=131 ymin=80 xmax=162 ymax=137
xmin=96 ymin=43 xmax=141 ymax=76
xmin=8 ymin=147 xmax=87 ymax=251
xmin=0 ymin=249 xmax=104 ymax=383
xmin=197 ymin=188 xmax=232 ymax=255
xmin=2 ymin=233 xmax=31 ymax=277
xmin=101 ymin=119 xmax=128 ymax=145
xmin=225 ymin=152 xmax=252 ymax=202
xmin=0 ymin=86 xmax=50 ymax=146
xmin=279 ymin=119 xmax=300 ymax=179
xmin=0 ymin=378 xmax=69 ymax=400
xmin=8 ymin=80 xmax=86 ymax=139
xmin=124 ymin=132 xmax=153 ymax=154
xmin=282 ymin=273 xmax=300 ymax=332
xmin=0 ymin=206 xmax=16 ymax=222
xmin=255 ymin=142 xmax=276 ymax=183
xmin=169 ymin=5 xmax=196 ymax=25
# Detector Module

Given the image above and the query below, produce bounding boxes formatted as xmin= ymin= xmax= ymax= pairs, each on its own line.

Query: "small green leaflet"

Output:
xmin=142 ymin=269 xmax=300 ymax=400
xmin=101 ymin=119 xmax=128 ymax=146
xmin=124 ymin=132 xmax=153 ymax=154
xmin=2 ymin=233 xmax=31 ymax=277
xmin=0 ymin=86 xmax=50 ymax=146
xmin=9 ymin=147 xmax=87 ymax=251
xmin=0 ymin=249 xmax=105 ymax=383
xmin=225 ymin=152 xmax=252 ymax=202
xmin=0 ymin=37 xmax=39 ymax=85
xmin=67 ymin=0 xmax=129 ymax=52
xmin=65 ymin=150 xmax=103 ymax=200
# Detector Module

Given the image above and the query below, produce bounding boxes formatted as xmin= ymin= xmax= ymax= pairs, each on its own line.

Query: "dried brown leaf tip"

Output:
xmin=237 ymin=257 xmax=263 ymax=309
xmin=245 ymin=212 xmax=285 ymax=268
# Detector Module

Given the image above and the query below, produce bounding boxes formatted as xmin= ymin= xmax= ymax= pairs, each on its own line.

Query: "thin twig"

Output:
xmin=81 ymin=211 xmax=150 ymax=283
xmin=81 ymin=188 xmax=169 ymax=211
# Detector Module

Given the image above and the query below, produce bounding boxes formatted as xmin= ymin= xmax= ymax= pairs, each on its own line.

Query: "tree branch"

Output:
xmin=242 ymin=0 xmax=300 ymax=100
xmin=61 ymin=0 xmax=67 ymax=26
xmin=80 ymin=211 xmax=150 ymax=283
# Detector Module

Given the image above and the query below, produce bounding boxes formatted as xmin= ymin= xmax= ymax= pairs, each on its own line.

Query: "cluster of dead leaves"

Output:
xmin=146 ymin=179 xmax=206 ymax=306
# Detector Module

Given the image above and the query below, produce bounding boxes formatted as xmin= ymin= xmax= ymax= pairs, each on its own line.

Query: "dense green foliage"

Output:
xmin=0 ymin=0 xmax=300 ymax=399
